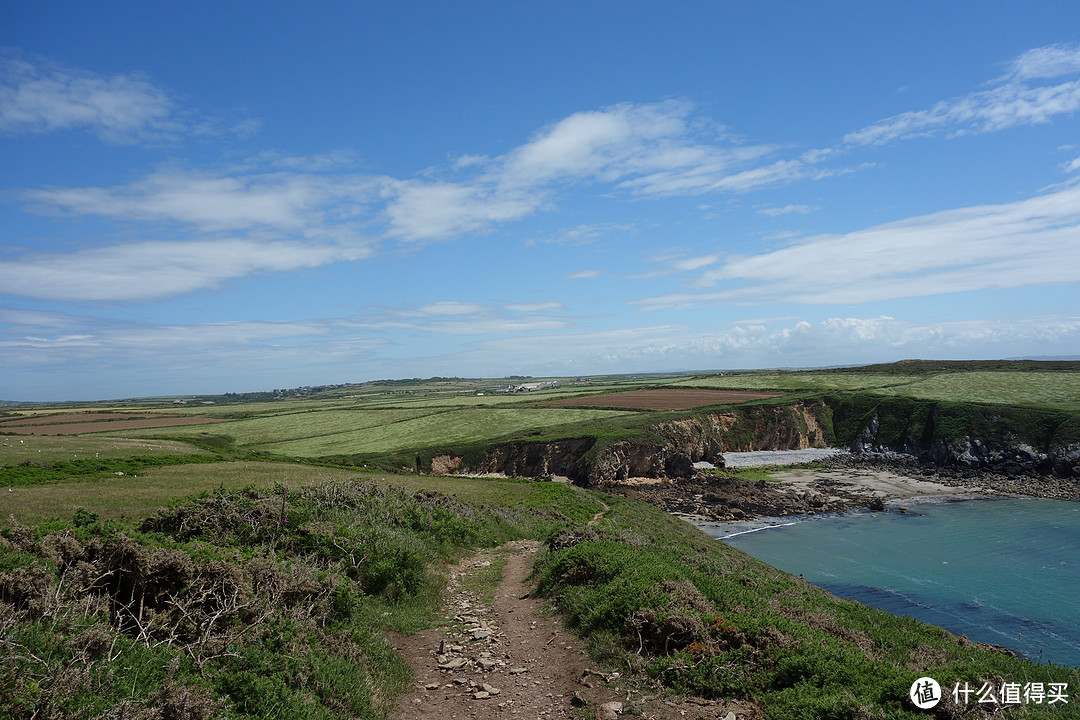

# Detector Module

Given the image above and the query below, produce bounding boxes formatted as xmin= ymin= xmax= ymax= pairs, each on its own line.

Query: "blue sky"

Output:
xmin=2 ymin=2 xmax=1080 ymax=401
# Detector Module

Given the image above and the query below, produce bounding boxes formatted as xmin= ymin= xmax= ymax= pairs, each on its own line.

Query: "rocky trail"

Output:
xmin=388 ymin=530 xmax=760 ymax=720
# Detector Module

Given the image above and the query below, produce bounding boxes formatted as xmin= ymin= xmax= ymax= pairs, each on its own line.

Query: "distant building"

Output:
xmin=514 ymin=381 xmax=560 ymax=392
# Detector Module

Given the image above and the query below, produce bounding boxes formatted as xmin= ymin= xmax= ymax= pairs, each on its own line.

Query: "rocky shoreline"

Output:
xmin=606 ymin=452 xmax=1080 ymax=523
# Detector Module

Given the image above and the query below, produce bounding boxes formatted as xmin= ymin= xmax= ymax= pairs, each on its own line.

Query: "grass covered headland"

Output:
xmin=2 ymin=473 xmax=1077 ymax=719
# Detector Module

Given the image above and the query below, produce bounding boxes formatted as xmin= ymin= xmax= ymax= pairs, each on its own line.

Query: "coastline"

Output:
xmin=608 ymin=451 xmax=1080 ymax=527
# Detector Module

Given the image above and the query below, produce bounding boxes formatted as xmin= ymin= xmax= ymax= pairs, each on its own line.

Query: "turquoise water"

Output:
xmin=711 ymin=498 xmax=1080 ymax=667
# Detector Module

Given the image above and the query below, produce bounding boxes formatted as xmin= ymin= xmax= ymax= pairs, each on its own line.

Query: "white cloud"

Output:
xmin=504 ymin=302 xmax=564 ymax=314
xmin=524 ymin=222 xmax=635 ymax=246
xmin=566 ymin=269 xmax=601 ymax=280
xmin=349 ymin=300 xmax=571 ymax=337
xmin=636 ymin=183 xmax=1080 ymax=309
xmin=406 ymin=301 xmax=488 ymax=317
xmin=1002 ymin=43 xmax=1080 ymax=82
xmin=758 ymin=204 xmax=818 ymax=216
xmin=24 ymin=168 xmax=385 ymax=233
xmin=845 ymin=43 xmax=1080 ymax=146
xmin=8 ymin=100 xmax=860 ymax=304
xmin=0 ymin=52 xmax=255 ymax=144
xmin=441 ymin=315 xmax=1080 ymax=375
xmin=632 ymin=251 xmax=721 ymax=279
xmin=0 ymin=238 xmax=373 ymax=301
xmin=384 ymin=180 xmax=542 ymax=241
xmin=383 ymin=101 xmax=842 ymax=242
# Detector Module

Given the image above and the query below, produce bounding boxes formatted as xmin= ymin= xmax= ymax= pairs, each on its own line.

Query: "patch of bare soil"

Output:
xmin=531 ymin=389 xmax=782 ymax=411
xmin=0 ymin=413 xmax=153 ymax=426
xmin=0 ymin=416 xmax=224 ymax=435
xmin=388 ymin=539 xmax=761 ymax=720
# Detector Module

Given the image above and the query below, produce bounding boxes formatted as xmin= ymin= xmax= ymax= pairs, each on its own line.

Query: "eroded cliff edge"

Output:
xmin=428 ymin=402 xmax=831 ymax=487
xmin=421 ymin=396 xmax=1080 ymax=487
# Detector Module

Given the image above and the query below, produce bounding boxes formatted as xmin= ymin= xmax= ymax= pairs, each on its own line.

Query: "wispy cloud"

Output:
xmin=524 ymin=222 xmax=635 ymax=246
xmin=636 ymin=183 xmax=1080 ymax=309
xmin=0 ymin=238 xmax=374 ymax=302
xmin=441 ymin=315 xmax=1080 ymax=375
xmin=566 ymin=269 xmax=601 ymax=280
xmin=757 ymin=204 xmax=818 ymax=216
xmin=1001 ymin=43 xmax=1080 ymax=82
xmin=11 ymin=161 xmax=385 ymax=301
xmin=351 ymin=300 xmax=571 ymax=336
xmin=384 ymin=101 xmax=851 ymax=241
xmin=845 ymin=43 xmax=1080 ymax=146
xmin=0 ymin=52 xmax=255 ymax=143
xmin=632 ymin=251 xmax=721 ymax=279
xmin=23 ymin=168 xmax=384 ymax=234
xmin=0 ymin=316 xmax=364 ymax=368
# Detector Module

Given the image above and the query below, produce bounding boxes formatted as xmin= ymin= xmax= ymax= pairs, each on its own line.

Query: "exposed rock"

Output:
xmin=429 ymin=454 xmax=463 ymax=475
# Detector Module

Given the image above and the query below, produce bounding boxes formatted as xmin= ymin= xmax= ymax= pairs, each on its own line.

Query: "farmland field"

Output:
xmin=675 ymin=372 xmax=920 ymax=392
xmin=678 ymin=369 xmax=1080 ymax=410
xmin=242 ymin=407 xmax=633 ymax=456
xmin=532 ymin=388 xmax=783 ymax=410
xmin=103 ymin=405 xmax=634 ymax=457
xmin=0 ymin=435 xmax=212 ymax=464
xmin=0 ymin=414 xmax=226 ymax=435
xmin=874 ymin=371 xmax=1080 ymax=410
xmin=0 ymin=461 xmax=294 ymax=523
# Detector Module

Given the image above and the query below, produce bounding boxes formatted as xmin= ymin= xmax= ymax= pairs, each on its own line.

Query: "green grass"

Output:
xmin=0 ymin=459 xmax=603 ymax=531
xmin=677 ymin=372 xmax=918 ymax=392
xmin=460 ymin=555 xmax=507 ymax=605
xmin=679 ymin=367 xmax=1080 ymax=411
xmin=876 ymin=371 xmax=1080 ymax=411
xmin=111 ymin=406 xmax=635 ymax=457
xmin=0 ymin=435 xmax=211 ymax=464
xmin=1 ymin=461 xmax=323 ymax=524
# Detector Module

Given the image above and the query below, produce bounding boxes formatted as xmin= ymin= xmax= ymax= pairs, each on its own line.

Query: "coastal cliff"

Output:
xmin=420 ymin=395 xmax=1079 ymax=494
xmin=829 ymin=395 xmax=1080 ymax=478
xmin=428 ymin=402 xmax=830 ymax=486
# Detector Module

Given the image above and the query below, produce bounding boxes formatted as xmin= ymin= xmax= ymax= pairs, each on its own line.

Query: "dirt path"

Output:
xmin=388 ymin=532 xmax=761 ymax=720
xmin=389 ymin=539 xmax=623 ymax=719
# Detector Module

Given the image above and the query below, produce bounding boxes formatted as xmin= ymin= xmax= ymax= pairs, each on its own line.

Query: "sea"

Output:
xmin=705 ymin=496 xmax=1080 ymax=667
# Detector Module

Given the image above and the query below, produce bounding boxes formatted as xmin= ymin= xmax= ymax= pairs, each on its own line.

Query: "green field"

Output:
xmin=104 ymin=405 xmax=634 ymax=456
xmin=676 ymin=372 xmax=916 ymax=392
xmin=0 ymin=435 xmax=211 ymax=464
xmin=679 ymin=367 xmax=1080 ymax=410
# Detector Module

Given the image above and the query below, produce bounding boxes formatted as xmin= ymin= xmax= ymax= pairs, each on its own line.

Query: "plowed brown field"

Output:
xmin=532 ymin=388 xmax=782 ymax=410
xmin=1 ymin=413 xmax=160 ymax=426
xmin=0 ymin=416 xmax=225 ymax=435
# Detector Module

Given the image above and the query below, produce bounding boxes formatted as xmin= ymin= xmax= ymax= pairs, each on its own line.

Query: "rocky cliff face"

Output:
xmin=428 ymin=402 xmax=830 ymax=486
xmin=852 ymin=421 xmax=1080 ymax=478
